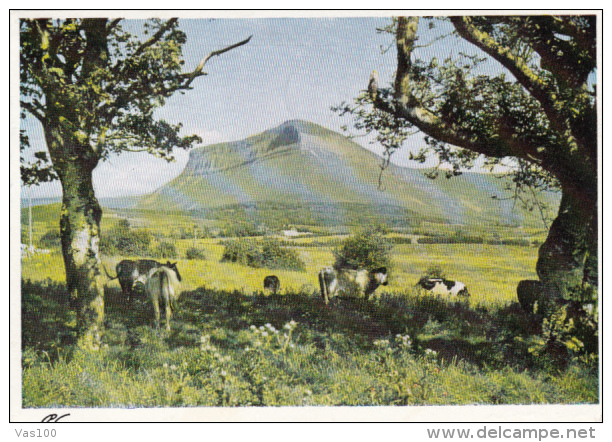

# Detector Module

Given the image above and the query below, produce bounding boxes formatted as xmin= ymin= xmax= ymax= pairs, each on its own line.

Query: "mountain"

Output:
xmin=138 ymin=120 xmax=559 ymax=228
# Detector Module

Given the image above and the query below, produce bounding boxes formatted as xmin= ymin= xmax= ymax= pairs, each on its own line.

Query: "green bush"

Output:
xmin=38 ymin=229 xmax=61 ymax=248
xmin=221 ymin=238 xmax=263 ymax=267
xmin=418 ymin=233 xmax=484 ymax=244
xmin=260 ymin=238 xmax=305 ymax=271
xmin=221 ymin=238 xmax=305 ymax=271
xmin=185 ymin=247 xmax=206 ymax=260
xmin=151 ymin=240 xmax=178 ymax=259
xmin=333 ymin=230 xmax=392 ymax=271
xmin=100 ymin=225 xmax=153 ymax=256
xmin=423 ymin=264 xmax=446 ymax=279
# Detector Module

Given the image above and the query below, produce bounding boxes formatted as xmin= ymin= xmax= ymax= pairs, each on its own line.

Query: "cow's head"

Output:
xmin=165 ymin=261 xmax=182 ymax=282
xmin=371 ymin=267 xmax=388 ymax=286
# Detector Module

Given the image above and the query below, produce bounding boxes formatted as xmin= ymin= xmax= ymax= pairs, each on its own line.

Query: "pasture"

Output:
xmin=20 ymin=231 xmax=598 ymax=407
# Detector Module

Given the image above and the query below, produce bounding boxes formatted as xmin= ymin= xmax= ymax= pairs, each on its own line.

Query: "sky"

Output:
xmin=20 ymin=14 xmax=496 ymax=199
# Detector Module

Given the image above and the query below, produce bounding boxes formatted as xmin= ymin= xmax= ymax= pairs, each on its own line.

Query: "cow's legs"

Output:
xmin=152 ymin=297 xmax=160 ymax=329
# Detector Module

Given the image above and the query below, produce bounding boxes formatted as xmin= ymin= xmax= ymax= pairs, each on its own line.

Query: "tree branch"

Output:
xmin=373 ymin=17 xmax=540 ymax=161
xmin=448 ymin=16 xmax=570 ymax=139
xmin=132 ymin=18 xmax=178 ymax=59
xmin=184 ymin=35 xmax=252 ymax=87
xmin=21 ymin=100 xmax=46 ymax=122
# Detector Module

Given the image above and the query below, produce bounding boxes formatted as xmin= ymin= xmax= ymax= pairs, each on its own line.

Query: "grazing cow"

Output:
xmin=517 ymin=279 xmax=541 ymax=312
xmin=416 ymin=277 xmax=469 ymax=297
xmin=145 ymin=262 xmax=182 ymax=331
xmin=104 ymin=259 xmax=163 ymax=302
xmin=263 ymin=275 xmax=280 ymax=294
xmin=319 ymin=266 xmax=388 ymax=304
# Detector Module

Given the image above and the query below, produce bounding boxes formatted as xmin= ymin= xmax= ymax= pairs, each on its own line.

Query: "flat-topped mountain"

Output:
xmin=138 ymin=119 xmax=559 ymax=227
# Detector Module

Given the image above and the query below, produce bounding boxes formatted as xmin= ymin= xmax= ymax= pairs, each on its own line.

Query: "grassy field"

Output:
xmin=20 ymin=229 xmax=598 ymax=408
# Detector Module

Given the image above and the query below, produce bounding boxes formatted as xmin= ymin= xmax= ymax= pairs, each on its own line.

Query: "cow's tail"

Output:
xmin=318 ymin=270 xmax=329 ymax=304
xmin=103 ymin=265 xmax=118 ymax=281
xmin=160 ymin=269 xmax=177 ymax=311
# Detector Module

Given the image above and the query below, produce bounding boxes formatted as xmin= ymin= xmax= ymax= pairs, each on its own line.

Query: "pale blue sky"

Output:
xmin=21 ymin=16 xmax=499 ymax=198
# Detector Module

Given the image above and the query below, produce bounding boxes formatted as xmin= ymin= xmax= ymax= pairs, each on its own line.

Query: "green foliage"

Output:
xmin=522 ymin=301 xmax=598 ymax=372
xmin=185 ymin=247 xmax=207 ymax=260
xmin=100 ymin=225 xmax=153 ymax=256
xmin=221 ymin=238 xmax=305 ymax=271
xmin=151 ymin=240 xmax=178 ymax=259
xmin=333 ymin=230 xmax=392 ymax=271
xmin=423 ymin=264 xmax=446 ymax=279
xmin=38 ymin=229 xmax=61 ymax=248
xmin=418 ymin=230 xmax=484 ymax=245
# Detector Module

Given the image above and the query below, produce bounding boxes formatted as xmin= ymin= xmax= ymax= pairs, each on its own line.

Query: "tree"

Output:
xmin=20 ymin=18 xmax=250 ymax=348
xmin=338 ymin=15 xmax=597 ymax=305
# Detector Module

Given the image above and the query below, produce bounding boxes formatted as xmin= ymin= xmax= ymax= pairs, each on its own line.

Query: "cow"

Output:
xmin=416 ymin=277 xmax=469 ymax=297
xmin=145 ymin=262 xmax=182 ymax=331
xmin=263 ymin=275 xmax=280 ymax=294
xmin=104 ymin=259 xmax=172 ymax=302
xmin=319 ymin=266 xmax=388 ymax=304
xmin=517 ymin=279 xmax=541 ymax=312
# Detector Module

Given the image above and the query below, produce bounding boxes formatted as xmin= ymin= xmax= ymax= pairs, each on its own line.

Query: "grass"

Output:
xmin=21 ymin=282 xmax=597 ymax=407
xmin=20 ymin=234 xmax=598 ymax=407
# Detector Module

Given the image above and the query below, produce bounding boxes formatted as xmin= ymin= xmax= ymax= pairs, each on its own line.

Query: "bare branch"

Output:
xmin=184 ymin=35 xmax=252 ymax=87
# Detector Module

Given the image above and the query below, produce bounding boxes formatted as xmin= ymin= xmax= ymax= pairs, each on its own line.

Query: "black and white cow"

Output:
xmin=105 ymin=259 xmax=181 ymax=302
xmin=417 ymin=277 xmax=469 ymax=297
xmin=319 ymin=266 xmax=388 ymax=304
xmin=263 ymin=275 xmax=280 ymax=294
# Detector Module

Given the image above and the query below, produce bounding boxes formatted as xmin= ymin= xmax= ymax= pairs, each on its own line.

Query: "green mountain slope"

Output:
xmin=138 ymin=120 xmax=559 ymax=228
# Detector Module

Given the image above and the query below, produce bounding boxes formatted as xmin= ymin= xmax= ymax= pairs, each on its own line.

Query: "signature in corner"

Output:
xmin=41 ymin=413 xmax=70 ymax=423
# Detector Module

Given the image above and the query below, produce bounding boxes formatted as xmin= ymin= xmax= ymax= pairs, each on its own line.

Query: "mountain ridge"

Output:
xmin=138 ymin=119 xmax=559 ymax=228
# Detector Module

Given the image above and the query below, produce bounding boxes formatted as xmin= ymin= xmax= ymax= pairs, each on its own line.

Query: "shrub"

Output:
xmin=418 ymin=233 xmax=484 ymax=244
xmin=500 ymin=238 xmax=531 ymax=247
xmin=100 ymin=226 xmax=153 ymax=256
xmin=221 ymin=239 xmax=263 ymax=267
xmin=333 ymin=230 xmax=392 ymax=271
xmin=260 ymin=238 xmax=305 ymax=271
xmin=185 ymin=247 xmax=206 ymax=261
xmin=221 ymin=238 xmax=305 ymax=271
xmin=423 ymin=264 xmax=446 ymax=280
xmin=151 ymin=240 xmax=178 ymax=259
xmin=38 ymin=229 xmax=61 ymax=248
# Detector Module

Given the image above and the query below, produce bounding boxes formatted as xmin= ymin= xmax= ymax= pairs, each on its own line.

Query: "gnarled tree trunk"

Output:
xmin=534 ymin=179 xmax=597 ymax=305
xmin=45 ymin=122 xmax=105 ymax=350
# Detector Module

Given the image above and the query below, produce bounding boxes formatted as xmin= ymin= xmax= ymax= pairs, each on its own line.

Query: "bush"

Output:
xmin=417 ymin=233 xmax=484 ymax=244
xmin=260 ymin=238 xmax=305 ymax=271
xmin=151 ymin=240 xmax=178 ymax=259
xmin=333 ymin=230 xmax=392 ymax=271
xmin=221 ymin=238 xmax=263 ymax=267
xmin=500 ymin=238 xmax=531 ymax=247
xmin=221 ymin=238 xmax=305 ymax=271
xmin=185 ymin=247 xmax=207 ymax=260
xmin=100 ymin=225 xmax=153 ymax=256
xmin=38 ymin=229 xmax=61 ymax=248
xmin=423 ymin=265 xmax=446 ymax=279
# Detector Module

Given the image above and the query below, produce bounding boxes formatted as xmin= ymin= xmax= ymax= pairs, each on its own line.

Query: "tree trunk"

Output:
xmin=534 ymin=181 xmax=597 ymax=307
xmin=58 ymin=160 xmax=105 ymax=350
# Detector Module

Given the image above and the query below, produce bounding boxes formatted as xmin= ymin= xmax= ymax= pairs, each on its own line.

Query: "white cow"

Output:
xmin=319 ymin=266 xmax=388 ymax=304
xmin=145 ymin=263 xmax=182 ymax=331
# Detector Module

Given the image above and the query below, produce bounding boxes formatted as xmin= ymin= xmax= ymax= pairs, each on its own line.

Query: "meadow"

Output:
xmin=20 ymin=215 xmax=598 ymax=407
